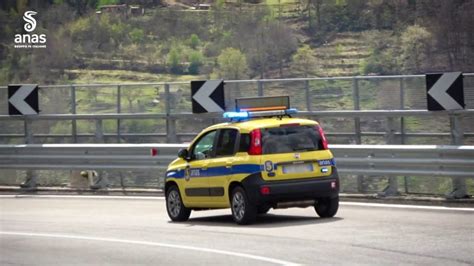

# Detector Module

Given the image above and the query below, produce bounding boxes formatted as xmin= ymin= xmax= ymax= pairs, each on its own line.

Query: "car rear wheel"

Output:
xmin=166 ymin=185 xmax=191 ymax=222
xmin=315 ymin=196 xmax=339 ymax=218
xmin=231 ymin=186 xmax=257 ymax=225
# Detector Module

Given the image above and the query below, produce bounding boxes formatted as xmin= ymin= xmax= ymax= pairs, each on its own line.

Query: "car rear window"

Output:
xmin=261 ymin=125 xmax=322 ymax=154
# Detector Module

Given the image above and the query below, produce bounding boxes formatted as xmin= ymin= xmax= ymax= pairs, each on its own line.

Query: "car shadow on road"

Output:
xmin=180 ymin=213 xmax=343 ymax=228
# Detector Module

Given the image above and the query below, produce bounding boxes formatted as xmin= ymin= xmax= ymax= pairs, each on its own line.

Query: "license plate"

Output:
xmin=282 ymin=163 xmax=313 ymax=174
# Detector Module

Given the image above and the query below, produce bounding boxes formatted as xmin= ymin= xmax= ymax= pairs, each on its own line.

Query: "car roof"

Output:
xmin=204 ymin=117 xmax=319 ymax=133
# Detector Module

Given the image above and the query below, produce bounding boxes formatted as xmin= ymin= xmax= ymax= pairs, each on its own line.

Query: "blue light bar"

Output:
xmin=223 ymin=111 xmax=249 ymax=119
xmin=223 ymin=108 xmax=298 ymax=120
xmin=286 ymin=108 xmax=298 ymax=115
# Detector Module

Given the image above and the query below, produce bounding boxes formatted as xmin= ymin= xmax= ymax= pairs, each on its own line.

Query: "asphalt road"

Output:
xmin=0 ymin=196 xmax=473 ymax=265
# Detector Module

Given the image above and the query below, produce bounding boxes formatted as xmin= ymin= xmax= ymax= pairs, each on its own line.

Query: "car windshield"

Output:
xmin=261 ymin=125 xmax=322 ymax=154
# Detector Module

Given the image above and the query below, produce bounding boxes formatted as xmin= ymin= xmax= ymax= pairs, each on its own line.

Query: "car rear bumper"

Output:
xmin=242 ymin=167 xmax=340 ymax=206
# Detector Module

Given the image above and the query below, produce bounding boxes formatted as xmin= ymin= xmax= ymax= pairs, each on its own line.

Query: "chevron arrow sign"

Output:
xmin=426 ymin=72 xmax=464 ymax=111
xmin=8 ymin=84 xmax=39 ymax=115
xmin=191 ymin=80 xmax=225 ymax=113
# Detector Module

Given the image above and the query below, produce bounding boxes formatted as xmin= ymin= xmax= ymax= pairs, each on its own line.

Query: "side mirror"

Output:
xmin=178 ymin=148 xmax=189 ymax=161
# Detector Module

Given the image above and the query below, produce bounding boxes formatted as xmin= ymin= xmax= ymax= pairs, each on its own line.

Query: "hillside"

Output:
xmin=1 ymin=0 xmax=473 ymax=86
xmin=68 ymin=30 xmax=374 ymax=83
xmin=313 ymin=32 xmax=371 ymax=77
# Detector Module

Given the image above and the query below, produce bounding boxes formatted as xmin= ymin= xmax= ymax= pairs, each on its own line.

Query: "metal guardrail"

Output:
xmin=1 ymin=144 xmax=472 ymax=198
xmin=1 ymin=74 xmax=474 ymax=145
xmin=1 ymin=110 xmax=473 ymax=145
xmin=332 ymin=145 xmax=474 ymax=177
xmin=0 ymin=144 xmax=186 ymax=170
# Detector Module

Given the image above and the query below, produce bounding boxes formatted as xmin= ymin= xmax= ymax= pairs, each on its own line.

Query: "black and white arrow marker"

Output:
xmin=8 ymin=84 xmax=39 ymax=115
xmin=426 ymin=72 xmax=464 ymax=111
xmin=191 ymin=80 xmax=225 ymax=113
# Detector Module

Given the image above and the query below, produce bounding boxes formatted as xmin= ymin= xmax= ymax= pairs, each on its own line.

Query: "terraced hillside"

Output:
xmin=313 ymin=32 xmax=371 ymax=77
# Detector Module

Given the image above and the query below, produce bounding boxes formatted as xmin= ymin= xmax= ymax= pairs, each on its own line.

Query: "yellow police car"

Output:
xmin=165 ymin=96 xmax=339 ymax=224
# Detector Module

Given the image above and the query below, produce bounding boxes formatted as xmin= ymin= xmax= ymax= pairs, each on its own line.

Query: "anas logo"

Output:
xmin=23 ymin=11 xmax=37 ymax=32
xmin=14 ymin=11 xmax=46 ymax=49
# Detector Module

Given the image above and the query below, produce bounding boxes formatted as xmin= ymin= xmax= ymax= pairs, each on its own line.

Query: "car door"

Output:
xmin=206 ymin=128 xmax=239 ymax=204
xmin=184 ymin=130 xmax=217 ymax=204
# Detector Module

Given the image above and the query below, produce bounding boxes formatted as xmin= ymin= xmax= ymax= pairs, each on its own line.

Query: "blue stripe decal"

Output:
xmin=166 ymin=164 xmax=262 ymax=179
xmin=232 ymin=164 xmax=263 ymax=174
xmin=166 ymin=169 xmax=185 ymax=178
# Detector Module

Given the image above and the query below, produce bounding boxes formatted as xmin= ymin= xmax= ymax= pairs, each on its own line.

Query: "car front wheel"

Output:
xmin=166 ymin=185 xmax=191 ymax=222
xmin=315 ymin=196 xmax=339 ymax=218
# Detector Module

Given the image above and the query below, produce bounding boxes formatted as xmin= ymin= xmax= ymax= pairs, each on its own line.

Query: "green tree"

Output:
xmin=216 ymin=48 xmax=248 ymax=79
xmin=167 ymin=47 xmax=182 ymax=74
xmin=129 ymin=28 xmax=144 ymax=44
xmin=98 ymin=0 xmax=119 ymax=6
xmin=188 ymin=51 xmax=203 ymax=75
xmin=188 ymin=34 xmax=201 ymax=49
xmin=359 ymin=30 xmax=400 ymax=75
xmin=291 ymin=45 xmax=318 ymax=77
xmin=399 ymin=25 xmax=431 ymax=73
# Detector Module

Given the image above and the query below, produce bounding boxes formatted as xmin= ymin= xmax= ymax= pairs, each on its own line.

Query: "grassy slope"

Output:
xmin=313 ymin=32 xmax=371 ymax=77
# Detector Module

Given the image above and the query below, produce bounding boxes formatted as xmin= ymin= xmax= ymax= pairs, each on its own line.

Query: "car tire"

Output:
xmin=315 ymin=196 xmax=339 ymax=218
xmin=166 ymin=185 xmax=191 ymax=222
xmin=257 ymin=205 xmax=271 ymax=215
xmin=231 ymin=186 xmax=257 ymax=225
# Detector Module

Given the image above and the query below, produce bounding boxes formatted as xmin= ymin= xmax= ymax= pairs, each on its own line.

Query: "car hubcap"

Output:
xmin=232 ymin=192 xmax=245 ymax=220
xmin=168 ymin=190 xmax=181 ymax=217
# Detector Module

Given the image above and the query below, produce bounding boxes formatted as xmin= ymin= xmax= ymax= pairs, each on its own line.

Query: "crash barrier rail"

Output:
xmin=1 ymin=110 xmax=473 ymax=145
xmin=1 ymin=73 xmax=474 ymax=145
xmin=0 ymin=144 xmax=472 ymax=198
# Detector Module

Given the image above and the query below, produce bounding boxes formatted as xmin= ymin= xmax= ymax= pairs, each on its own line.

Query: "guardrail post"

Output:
xmin=352 ymin=78 xmax=361 ymax=144
xmin=117 ymin=85 xmax=121 ymax=143
xmin=257 ymin=80 xmax=264 ymax=96
xmin=352 ymin=78 xmax=364 ymax=193
xmin=399 ymin=78 xmax=405 ymax=145
xmin=95 ymin=119 xmax=104 ymax=142
xmin=21 ymin=117 xmax=37 ymax=189
xmin=448 ymin=114 xmax=468 ymax=198
xmin=385 ymin=117 xmax=397 ymax=144
xmin=165 ymin=84 xmax=177 ymax=143
xmin=380 ymin=116 xmax=400 ymax=196
xmin=70 ymin=85 xmax=77 ymax=143
xmin=305 ymin=80 xmax=312 ymax=111
xmin=24 ymin=118 xmax=33 ymax=144
xmin=92 ymin=120 xmax=108 ymax=189
xmin=399 ymin=78 xmax=409 ymax=193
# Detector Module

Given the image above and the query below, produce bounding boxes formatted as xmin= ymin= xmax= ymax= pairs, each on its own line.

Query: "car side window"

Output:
xmin=215 ymin=129 xmax=238 ymax=157
xmin=192 ymin=130 xmax=217 ymax=160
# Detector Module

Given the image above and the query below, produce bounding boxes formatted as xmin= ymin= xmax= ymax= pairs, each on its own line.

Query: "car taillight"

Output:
xmin=315 ymin=125 xmax=329 ymax=150
xmin=260 ymin=186 xmax=270 ymax=195
xmin=249 ymin=129 xmax=262 ymax=155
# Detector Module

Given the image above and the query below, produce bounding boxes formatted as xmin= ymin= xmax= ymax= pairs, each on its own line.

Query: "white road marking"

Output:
xmin=0 ymin=195 xmax=162 ymax=200
xmin=0 ymin=195 xmax=472 ymax=212
xmin=0 ymin=231 xmax=299 ymax=266
xmin=340 ymin=202 xmax=474 ymax=212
